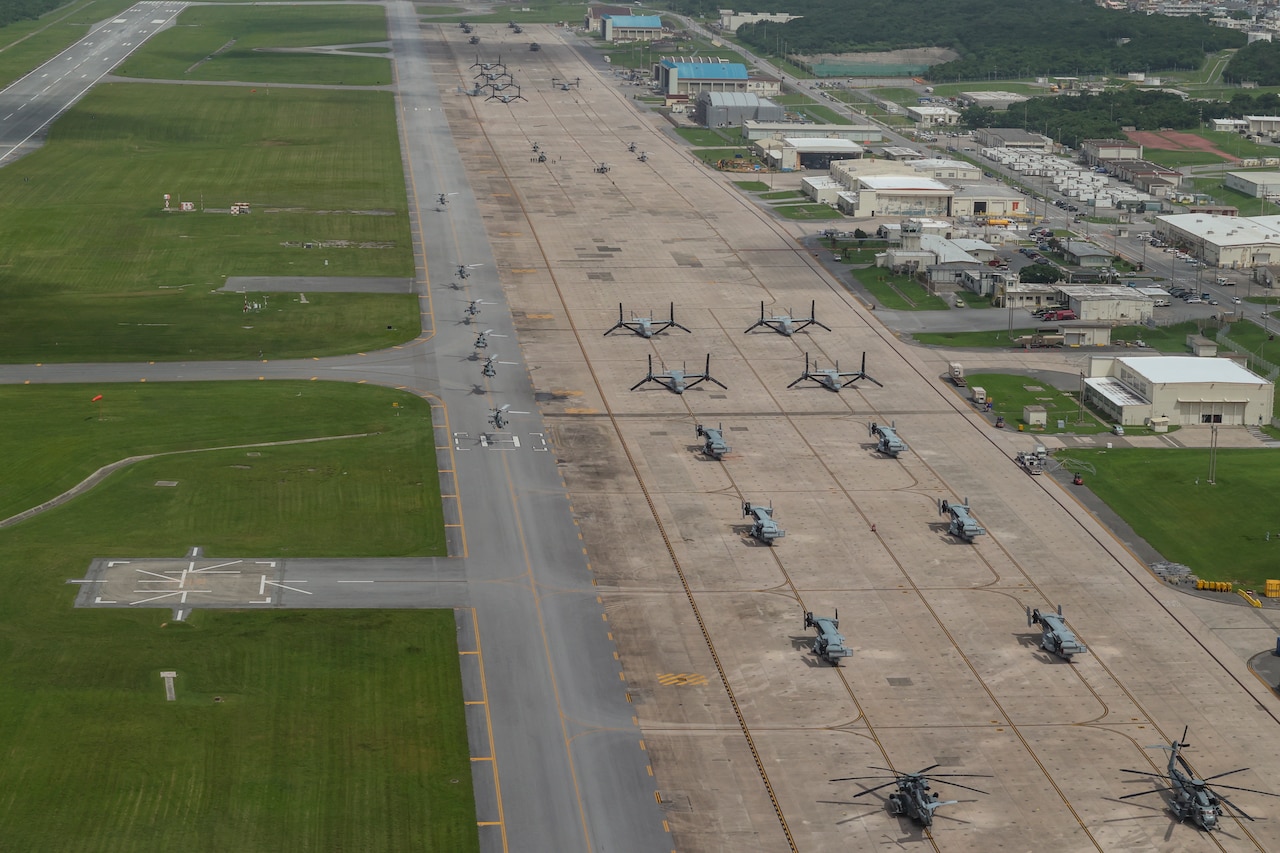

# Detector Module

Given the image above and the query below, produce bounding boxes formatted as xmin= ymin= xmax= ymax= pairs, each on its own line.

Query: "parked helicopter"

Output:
xmin=742 ymin=501 xmax=784 ymax=545
xmin=457 ymin=262 xmax=482 ymax=280
xmin=1027 ymin=604 xmax=1087 ymax=660
xmin=630 ymin=354 xmax=726 ymax=394
xmin=604 ymin=303 xmax=690 ymax=338
xmin=1121 ymin=727 xmax=1280 ymax=831
xmin=788 ymin=352 xmax=882 ymax=392
xmin=744 ymin=300 xmax=831 ymax=336
xmin=552 ymin=76 xmax=580 ymax=91
xmin=473 ymin=328 xmax=505 ymax=350
xmin=486 ymin=403 xmax=527 ymax=431
xmin=939 ymin=497 xmax=985 ymax=542
xmin=804 ymin=611 xmax=852 ymax=665
xmin=831 ymin=765 xmax=990 ymax=828
xmin=869 ymin=421 xmax=907 ymax=457
xmin=436 ymin=191 xmax=458 ymax=210
xmin=481 ymin=354 xmax=517 ymax=378
xmin=695 ymin=423 xmax=730 ymax=460
xmin=469 ymin=35 xmax=480 ymax=44
xmin=464 ymin=299 xmax=492 ymax=323
xmin=594 ymin=162 xmax=612 ymax=174
xmin=627 ymin=141 xmax=637 ymax=152
xmin=637 ymin=151 xmax=649 ymax=162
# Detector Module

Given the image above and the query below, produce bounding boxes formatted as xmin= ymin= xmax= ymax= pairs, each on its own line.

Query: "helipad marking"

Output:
xmin=265 ymin=580 xmax=311 ymax=595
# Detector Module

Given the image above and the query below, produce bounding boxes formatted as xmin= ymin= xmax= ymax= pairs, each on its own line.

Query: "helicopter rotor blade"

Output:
xmin=843 ymin=781 xmax=903 ymax=798
xmin=1120 ymin=769 xmax=1175 ymax=781
xmin=830 ymin=775 xmax=897 ymax=783
xmin=1202 ymin=781 xmax=1280 ymax=798
xmin=936 ymin=780 xmax=989 ymax=796
xmin=1119 ymin=787 xmax=1172 ymax=800
xmin=929 ymin=773 xmax=994 ymax=780
xmin=1200 ymin=767 xmax=1250 ymax=783
xmin=1216 ymin=793 xmax=1257 ymax=821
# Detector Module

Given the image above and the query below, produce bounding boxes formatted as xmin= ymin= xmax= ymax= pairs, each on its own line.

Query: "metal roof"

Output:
xmin=702 ymin=91 xmax=764 ymax=107
xmin=1086 ymin=376 xmax=1149 ymax=407
xmin=660 ymin=60 xmax=748 ymax=79
xmin=603 ymin=15 xmax=662 ymax=26
xmin=1118 ymin=355 xmax=1265 ymax=385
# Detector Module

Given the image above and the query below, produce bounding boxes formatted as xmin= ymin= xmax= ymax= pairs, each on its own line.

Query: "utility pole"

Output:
xmin=1207 ymin=422 xmax=1219 ymax=485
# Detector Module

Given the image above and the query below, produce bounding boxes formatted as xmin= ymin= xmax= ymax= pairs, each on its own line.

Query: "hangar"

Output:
xmin=1224 ymin=170 xmax=1280 ymax=198
xmin=835 ymin=174 xmax=953 ymax=218
xmin=655 ymin=59 xmax=748 ymax=96
xmin=1154 ymin=212 xmax=1280 ymax=267
xmin=1084 ymin=355 xmax=1274 ymax=426
xmin=599 ymin=14 xmax=662 ymax=41
xmin=695 ymin=92 xmax=782 ymax=128
xmin=740 ymin=120 xmax=882 ymax=143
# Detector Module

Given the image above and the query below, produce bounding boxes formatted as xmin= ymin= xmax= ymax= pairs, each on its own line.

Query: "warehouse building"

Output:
xmin=759 ymin=137 xmax=863 ymax=171
xmin=1084 ymin=355 xmax=1274 ymax=426
xmin=1060 ymin=285 xmax=1153 ymax=322
xmin=1154 ymin=213 xmax=1280 ymax=268
xmin=1062 ymin=241 xmax=1115 ymax=267
xmin=655 ymin=60 xmax=748 ymax=96
xmin=951 ymin=184 xmax=1027 ymax=219
xmin=905 ymin=105 xmax=961 ymax=126
xmin=600 ymin=14 xmax=662 ymax=41
xmin=695 ymin=92 xmax=782 ymax=127
xmin=910 ymin=158 xmax=981 ymax=181
xmin=717 ymin=9 xmax=802 ymax=32
xmin=835 ymin=175 xmax=953 ymax=218
xmin=1224 ymin=170 xmax=1280 ymax=198
xmin=1245 ymin=115 xmax=1280 ymax=136
xmin=974 ymin=127 xmax=1054 ymax=152
xmin=957 ymin=91 xmax=1029 ymax=111
xmin=1080 ymin=139 xmax=1143 ymax=166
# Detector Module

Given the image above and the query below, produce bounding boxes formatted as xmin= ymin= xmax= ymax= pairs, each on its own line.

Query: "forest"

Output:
xmin=666 ymin=0 xmax=1243 ymax=79
xmin=1224 ymin=40 xmax=1280 ymax=87
xmin=0 ymin=0 xmax=68 ymax=28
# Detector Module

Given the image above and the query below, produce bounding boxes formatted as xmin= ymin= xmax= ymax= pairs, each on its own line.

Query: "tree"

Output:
xmin=1020 ymin=264 xmax=1063 ymax=284
xmin=960 ymin=105 xmax=997 ymax=129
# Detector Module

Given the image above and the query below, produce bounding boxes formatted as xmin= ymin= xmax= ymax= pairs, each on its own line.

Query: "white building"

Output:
xmin=910 ymin=158 xmax=981 ymax=181
xmin=1245 ymin=115 xmax=1280 ymax=136
xmin=1059 ymin=285 xmax=1154 ymax=322
xmin=1154 ymin=213 xmax=1280 ymax=268
xmin=1224 ymin=170 xmax=1280 ymax=198
xmin=741 ymin=121 xmax=882 ymax=143
xmin=1084 ymin=355 xmax=1274 ymax=427
xmin=836 ymin=175 xmax=954 ymax=218
xmin=905 ymin=105 xmax=961 ymax=126
xmin=717 ymin=9 xmax=802 ymax=32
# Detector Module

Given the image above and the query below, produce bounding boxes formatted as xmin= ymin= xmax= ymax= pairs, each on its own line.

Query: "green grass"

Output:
xmin=734 ymin=180 xmax=770 ymax=191
xmin=913 ymin=327 xmax=1044 ymax=346
xmin=967 ymin=372 xmax=1110 ymax=433
xmin=855 ymin=267 xmax=949 ymax=310
xmin=930 ymin=81 xmax=1044 ymax=97
xmin=772 ymin=203 xmax=844 ymax=220
xmin=760 ymin=190 xmax=802 ymax=200
xmin=117 ymin=5 xmax=391 ymax=86
xmin=869 ymin=87 xmax=922 ymax=107
xmin=1110 ymin=321 xmax=1207 ymax=353
xmin=675 ymin=127 xmax=735 ymax=146
xmin=797 ymin=103 xmax=851 ymax=125
xmin=1143 ymin=148 xmax=1232 ymax=168
xmin=0 ymin=84 xmax=416 ymax=362
xmin=0 ymin=382 xmax=473 ymax=851
xmin=1057 ymin=447 xmax=1280 ymax=586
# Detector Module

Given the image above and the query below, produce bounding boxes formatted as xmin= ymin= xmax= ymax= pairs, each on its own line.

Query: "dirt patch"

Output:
xmin=802 ymin=47 xmax=959 ymax=67
xmin=1126 ymin=129 xmax=1236 ymax=162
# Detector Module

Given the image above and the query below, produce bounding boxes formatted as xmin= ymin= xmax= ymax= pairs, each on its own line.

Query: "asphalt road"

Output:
xmin=0 ymin=0 xmax=186 ymax=164
xmin=0 ymin=4 xmax=670 ymax=851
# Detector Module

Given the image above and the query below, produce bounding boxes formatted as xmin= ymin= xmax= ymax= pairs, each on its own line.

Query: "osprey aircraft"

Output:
xmin=1027 ymin=605 xmax=1087 ymax=660
xmin=788 ymin=352 xmax=883 ymax=392
xmin=604 ymin=303 xmax=690 ymax=339
xmin=744 ymin=300 xmax=831 ymax=336
xmin=695 ymin=423 xmax=730 ymax=459
xmin=804 ymin=611 xmax=852 ymax=666
xmin=869 ymin=421 xmax=907 ymax=457
xmin=939 ymin=497 xmax=985 ymax=542
xmin=630 ymin=354 xmax=726 ymax=395
xmin=742 ymin=501 xmax=784 ymax=545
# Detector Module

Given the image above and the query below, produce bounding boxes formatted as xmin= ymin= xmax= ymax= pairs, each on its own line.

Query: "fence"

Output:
xmin=1215 ymin=325 xmax=1280 ymax=381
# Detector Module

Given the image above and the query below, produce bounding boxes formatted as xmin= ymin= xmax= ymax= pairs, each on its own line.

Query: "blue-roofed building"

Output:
xmin=600 ymin=14 xmax=662 ymax=41
xmin=656 ymin=59 xmax=749 ymax=96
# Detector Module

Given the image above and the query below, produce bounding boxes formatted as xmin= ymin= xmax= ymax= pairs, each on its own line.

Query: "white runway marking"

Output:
xmin=265 ymin=580 xmax=311 ymax=595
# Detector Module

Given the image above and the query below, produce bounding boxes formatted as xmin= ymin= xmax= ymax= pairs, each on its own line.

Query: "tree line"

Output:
xmin=0 ymin=0 xmax=69 ymax=29
xmin=666 ymin=0 xmax=1242 ymax=80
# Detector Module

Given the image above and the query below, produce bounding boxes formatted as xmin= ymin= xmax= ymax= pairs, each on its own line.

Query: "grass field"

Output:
xmin=733 ymin=180 xmax=770 ymax=191
xmin=0 ymin=382 xmax=473 ymax=850
xmin=966 ymin=372 xmax=1110 ymax=434
xmin=0 ymin=84 xmax=416 ymax=362
xmin=117 ymin=5 xmax=391 ymax=85
xmin=855 ymin=268 xmax=949 ymax=310
xmin=912 ymin=327 xmax=1043 ymax=346
xmin=675 ymin=127 xmax=736 ymax=147
xmin=1057 ymin=447 xmax=1280 ymax=586
xmin=773 ymin=203 xmax=844 ymax=220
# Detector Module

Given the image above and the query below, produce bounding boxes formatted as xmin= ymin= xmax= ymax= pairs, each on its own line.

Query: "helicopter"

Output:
xmin=457 ymin=262 xmax=483 ymax=280
xmin=594 ymin=162 xmax=611 ymax=174
xmin=481 ymin=354 xmax=517 ymax=378
xmin=476 ymin=68 xmax=513 ymax=83
xmin=627 ymin=141 xmax=637 ymax=152
xmin=464 ymin=299 xmax=492 ymax=323
xmin=513 ymin=24 xmax=523 ymax=33
xmin=869 ymin=421 xmax=907 ymax=457
xmin=742 ymin=501 xmax=784 ymax=545
xmin=604 ymin=303 xmax=690 ymax=338
xmin=831 ymin=765 xmax=990 ymax=828
xmin=636 ymin=151 xmax=649 ymax=162
xmin=469 ymin=35 xmax=481 ymax=44
xmin=436 ymin=191 xmax=458 ymax=210
xmin=744 ymin=300 xmax=831 ymax=336
xmin=1027 ymin=604 xmax=1086 ymax=660
xmin=487 ymin=87 xmax=526 ymax=103
xmin=486 ymin=404 xmax=526 ymax=432
xmin=630 ymin=354 xmax=726 ymax=395
xmin=939 ymin=497 xmax=985 ymax=542
xmin=1121 ymin=727 xmax=1280 ymax=831
xmin=804 ymin=611 xmax=852 ymax=665
xmin=788 ymin=352 xmax=883 ymax=392
xmin=473 ymin=328 xmax=506 ymax=350
xmin=552 ymin=76 xmax=580 ymax=91
xmin=695 ymin=423 xmax=730 ymax=459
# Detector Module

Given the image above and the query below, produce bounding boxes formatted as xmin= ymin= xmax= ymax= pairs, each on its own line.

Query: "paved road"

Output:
xmin=0 ymin=4 xmax=670 ymax=852
xmin=0 ymin=0 xmax=186 ymax=164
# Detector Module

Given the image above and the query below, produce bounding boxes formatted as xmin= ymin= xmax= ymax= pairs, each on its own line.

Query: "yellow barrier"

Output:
xmin=1238 ymin=589 xmax=1263 ymax=608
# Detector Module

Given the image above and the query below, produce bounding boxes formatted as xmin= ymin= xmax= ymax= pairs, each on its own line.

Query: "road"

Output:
xmin=0 ymin=0 xmax=186 ymax=164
